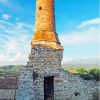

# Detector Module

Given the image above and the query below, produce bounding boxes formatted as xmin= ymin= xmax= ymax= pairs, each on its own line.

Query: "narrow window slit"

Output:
xmin=39 ymin=7 xmax=42 ymax=10
xmin=74 ymin=92 xmax=80 ymax=96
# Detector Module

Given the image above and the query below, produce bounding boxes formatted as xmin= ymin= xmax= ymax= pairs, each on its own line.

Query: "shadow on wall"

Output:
xmin=92 ymin=88 xmax=99 ymax=100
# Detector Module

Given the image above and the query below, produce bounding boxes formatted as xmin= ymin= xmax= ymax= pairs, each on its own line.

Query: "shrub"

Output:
xmin=89 ymin=68 xmax=100 ymax=81
xmin=77 ymin=68 xmax=100 ymax=81
xmin=77 ymin=68 xmax=88 ymax=74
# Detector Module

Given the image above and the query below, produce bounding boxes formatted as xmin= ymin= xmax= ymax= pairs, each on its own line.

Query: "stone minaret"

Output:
xmin=16 ymin=0 xmax=93 ymax=100
xmin=31 ymin=0 xmax=63 ymax=50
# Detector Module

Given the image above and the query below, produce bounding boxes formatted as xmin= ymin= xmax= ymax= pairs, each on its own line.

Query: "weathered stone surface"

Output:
xmin=16 ymin=46 xmax=99 ymax=100
xmin=35 ymin=0 xmax=55 ymax=32
xmin=0 ymin=77 xmax=18 ymax=89
xmin=16 ymin=68 xmax=35 ymax=100
xmin=0 ymin=89 xmax=16 ymax=100
xmin=31 ymin=0 xmax=63 ymax=50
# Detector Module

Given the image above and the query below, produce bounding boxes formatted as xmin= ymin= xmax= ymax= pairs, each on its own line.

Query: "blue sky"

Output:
xmin=0 ymin=0 xmax=99 ymax=65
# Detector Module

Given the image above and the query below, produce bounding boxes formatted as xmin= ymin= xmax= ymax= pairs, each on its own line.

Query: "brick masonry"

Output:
xmin=35 ymin=0 xmax=55 ymax=32
xmin=31 ymin=0 xmax=62 ymax=50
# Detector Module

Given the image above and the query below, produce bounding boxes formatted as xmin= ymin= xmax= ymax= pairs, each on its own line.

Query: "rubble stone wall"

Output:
xmin=0 ymin=77 xmax=18 ymax=100
xmin=0 ymin=89 xmax=16 ymax=100
xmin=16 ymin=46 xmax=98 ymax=100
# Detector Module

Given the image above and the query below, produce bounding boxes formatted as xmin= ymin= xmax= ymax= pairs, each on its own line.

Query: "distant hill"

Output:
xmin=0 ymin=63 xmax=99 ymax=72
xmin=0 ymin=65 xmax=24 ymax=69
xmin=62 ymin=58 xmax=100 ymax=69
xmin=62 ymin=63 xmax=99 ymax=69
xmin=0 ymin=65 xmax=24 ymax=77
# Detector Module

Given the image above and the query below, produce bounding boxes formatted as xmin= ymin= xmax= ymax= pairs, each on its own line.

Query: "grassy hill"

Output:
xmin=0 ymin=65 xmax=24 ymax=77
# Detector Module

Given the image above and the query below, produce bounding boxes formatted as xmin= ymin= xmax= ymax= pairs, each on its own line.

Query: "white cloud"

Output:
xmin=62 ymin=57 xmax=100 ymax=65
xmin=0 ymin=38 xmax=30 ymax=65
xmin=0 ymin=0 xmax=8 ymax=5
xmin=0 ymin=20 xmax=33 ymax=65
xmin=0 ymin=20 xmax=14 ymax=26
xmin=78 ymin=18 xmax=100 ymax=28
xmin=15 ymin=22 xmax=33 ymax=30
xmin=16 ymin=18 xmax=20 ymax=21
xmin=0 ymin=23 xmax=5 ymax=29
xmin=0 ymin=18 xmax=99 ymax=65
xmin=2 ymin=14 xmax=10 ymax=20
xmin=60 ymin=27 xmax=99 ymax=46
xmin=60 ymin=18 xmax=100 ymax=64
xmin=60 ymin=18 xmax=100 ymax=46
xmin=0 ymin=53 xmax=28 ymax=65
xmin=62 ymin=57 xmax=74 ymax=64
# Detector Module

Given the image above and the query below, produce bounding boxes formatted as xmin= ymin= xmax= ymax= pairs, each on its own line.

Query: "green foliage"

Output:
xmin=0 ymin=65 xmax=22 ymax=77
xmin=77 ymin=68 xmax=88 ymax=74
xmin=0 ymin=69 xmax=5 ymax=73
xmin=89 ymin=68 xmax=100 ymax=81
xmin=77 ymin=68 xmax=100 ymax=81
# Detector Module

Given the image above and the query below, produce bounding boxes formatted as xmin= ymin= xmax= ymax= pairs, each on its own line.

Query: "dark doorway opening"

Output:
xmin=44 ymin=76 xmax=54 ymax=100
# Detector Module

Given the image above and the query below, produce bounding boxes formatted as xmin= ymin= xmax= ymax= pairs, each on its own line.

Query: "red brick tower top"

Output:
xmin=31 ymin=0 xmax=63 ymax=50
xmin=35 ymin=0 xmax=55 ymax=32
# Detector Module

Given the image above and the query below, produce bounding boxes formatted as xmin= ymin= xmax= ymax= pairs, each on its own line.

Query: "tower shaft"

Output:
xmin=31 ymin=0 xmax=63 ymax=50
xmin=35 ymin=0 xmax=55 ymax=32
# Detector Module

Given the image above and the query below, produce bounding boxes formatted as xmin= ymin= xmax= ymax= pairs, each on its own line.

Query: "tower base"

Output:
xmin=16 ymin=46 xmax=95 ymax=100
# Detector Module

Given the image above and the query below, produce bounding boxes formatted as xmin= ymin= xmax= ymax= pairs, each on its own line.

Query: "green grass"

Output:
xmin=0 ymin=65 xmax=22 ymax=77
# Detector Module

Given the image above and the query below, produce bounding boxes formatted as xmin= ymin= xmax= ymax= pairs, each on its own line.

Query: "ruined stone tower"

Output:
xmin=16 ymin=0 xmax=95 ymax=100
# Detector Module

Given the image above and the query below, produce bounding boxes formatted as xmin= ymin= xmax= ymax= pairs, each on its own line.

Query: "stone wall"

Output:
xmin=0 ymin=77 xmax=17 ymax=100
xmin=0 ymin=78 xmax=18 ymax=89
xmin=16 ymin=46 xmax=99 ymax=100
xmin=0 ymin=89 xmax=16 ymax=100
xmin=16 ymin=68 xmax=35 ymax=100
